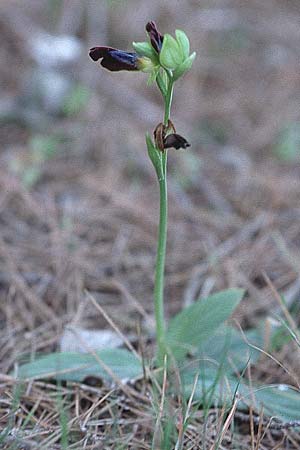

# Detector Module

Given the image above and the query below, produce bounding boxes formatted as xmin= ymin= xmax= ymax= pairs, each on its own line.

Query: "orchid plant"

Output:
xmin=16 ymin=22 xmax=300 ymax=430
xmin=90 ymin=21 xmax=196 ymax=364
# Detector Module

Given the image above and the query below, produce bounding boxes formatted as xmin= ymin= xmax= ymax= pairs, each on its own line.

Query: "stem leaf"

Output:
xmin=146 ymin=133 xmax=164 ymax=180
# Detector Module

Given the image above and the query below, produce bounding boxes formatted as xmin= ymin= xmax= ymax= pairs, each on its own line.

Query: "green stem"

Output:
xmin=164 ymin=77 xmax=174 ymax=126
xmin=154 ymin=78 xmax=174 ymax=365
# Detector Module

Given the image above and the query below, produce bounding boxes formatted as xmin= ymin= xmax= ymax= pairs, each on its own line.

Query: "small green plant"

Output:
xmin=90 ymin=21 xmax=195 ymax=364
xmin=15 ymin=21 xmax=300 ymax=439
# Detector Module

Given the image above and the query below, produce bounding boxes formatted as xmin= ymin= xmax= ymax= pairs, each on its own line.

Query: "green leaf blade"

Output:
xmin=166 ymin=288 xmax=245 ymax=361
xmin=250 ymin=385 xmax=300 ymax=421
xmin=197 ymin=324 xmax=263 ymax=372
xmin=15 ymin=349 xmax=143 ymax=382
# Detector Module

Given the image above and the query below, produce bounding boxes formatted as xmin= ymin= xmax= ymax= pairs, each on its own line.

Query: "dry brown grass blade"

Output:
xmin=263 ymin=272 xmax=300 ymax=347
xmin=209 ymin=397 xmax=238 ymax=450
xmin=235 ymin=321 xmax=300 ymax=389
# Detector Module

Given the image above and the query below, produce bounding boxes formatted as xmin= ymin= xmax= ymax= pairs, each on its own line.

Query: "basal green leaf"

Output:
xmin=181 ymin=364 xmax=240 ymax=408
xmin=166 ymin=289 xmax=245 ymax=361
xmin=15 ymin=349 xmax=143 ymax=382
xmin=245 ymin=384 xmax=300 ymax=422
xmin=182 ymin=366 xmax=300 ymax=421
xmin=198 ymin=324 xmax=263 ymax=372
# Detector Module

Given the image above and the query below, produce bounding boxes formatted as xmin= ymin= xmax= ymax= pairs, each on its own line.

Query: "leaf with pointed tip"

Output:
xmin=166 ymin=289 xmax=245 ymax=361
xmin=146 ymin=133 xmax=163 ymax=181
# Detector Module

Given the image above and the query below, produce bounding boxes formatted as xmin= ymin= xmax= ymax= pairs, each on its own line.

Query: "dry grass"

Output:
xmin=1 ymin=0 xmax=300 ymax=448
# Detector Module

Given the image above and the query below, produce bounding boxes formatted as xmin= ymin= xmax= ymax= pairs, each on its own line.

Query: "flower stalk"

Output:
xmin=89 ymin=21 xmax=195 ymax=367
xmin=154 ymin=77 xmax=173 ymax=364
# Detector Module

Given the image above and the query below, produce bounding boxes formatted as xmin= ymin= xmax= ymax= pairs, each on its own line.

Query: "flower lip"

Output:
xmin=154 ymin=121 xmax=190 ymax=151
xmin=164 ymin=133 xmax=190 ymax=150
xmin=89 ymin=46 xmax=139 ymax=71
xmin=146 ymin=21 xmax=164 ymax=53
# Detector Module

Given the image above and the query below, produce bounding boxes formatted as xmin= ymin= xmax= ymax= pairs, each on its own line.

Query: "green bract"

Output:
xmin=159 ymin=29 xmax=195 ymax=79
xmin=146 ymin=133 xmax=163 ymax=181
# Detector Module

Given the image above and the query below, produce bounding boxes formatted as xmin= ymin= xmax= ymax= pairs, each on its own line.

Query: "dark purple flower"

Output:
xmin=154 ymin=121 xmax=190 ymax=151
xmin=89 ymin=46 xmax=139 ymax=71
xmin=164 ymin=134 xmax=190 ymax=150
xmin=146 ymin=21 xmax=164 ymax=53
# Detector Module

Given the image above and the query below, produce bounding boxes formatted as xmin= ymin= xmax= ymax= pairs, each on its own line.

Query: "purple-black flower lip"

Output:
xmin=154 ymin=121 xmax=190 ymax=151
xmin=146 ymin=21 xmax=164 ymax=53
xmin=164 ymin=133 xmax=190 ymax=150
xmin=89 ymin=46 xmax=139 ymax=71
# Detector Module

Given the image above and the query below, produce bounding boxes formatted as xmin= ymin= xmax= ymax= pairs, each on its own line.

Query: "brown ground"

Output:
xmin=1 ymin=0 xmax=300 ymax=448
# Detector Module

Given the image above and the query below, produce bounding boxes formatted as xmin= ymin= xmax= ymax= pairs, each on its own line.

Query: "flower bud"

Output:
xmin=159 ymin=29 xmax=196 ymax=79
xmin=146 ymin=21 xmax=164 ymax=53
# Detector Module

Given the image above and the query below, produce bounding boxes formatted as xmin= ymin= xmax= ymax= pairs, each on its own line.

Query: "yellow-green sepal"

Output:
xmin=173 ymin=52 xmax=196 ymax=81
xmin=159 ymin=34 xmax=183 ymax=70
xmin=175 ymin=30 xmax=190 ymax=60
xmin=133 ymin=41 xmax=159 ymax=63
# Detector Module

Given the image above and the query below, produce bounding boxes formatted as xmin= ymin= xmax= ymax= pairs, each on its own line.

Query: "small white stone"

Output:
xmin=60 ymin=326 xmax=123 ymax=353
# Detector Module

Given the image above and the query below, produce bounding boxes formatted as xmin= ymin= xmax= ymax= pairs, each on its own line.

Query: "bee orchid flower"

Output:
xmin=154 ymin=120 xmax=190 ymax=151
xmin=89 ymin=46 xmax=154 ymax=72
xmin=89 ymin=21 xmax=195 ymax=81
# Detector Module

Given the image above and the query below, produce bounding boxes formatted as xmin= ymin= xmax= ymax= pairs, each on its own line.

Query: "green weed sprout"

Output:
xmin=90 ymin=21 xmax=196 ymax=364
